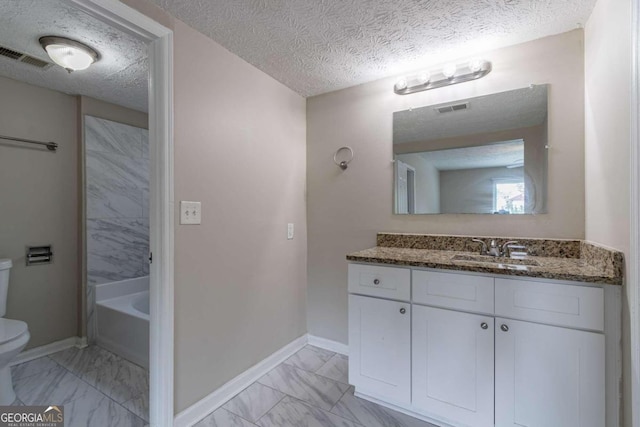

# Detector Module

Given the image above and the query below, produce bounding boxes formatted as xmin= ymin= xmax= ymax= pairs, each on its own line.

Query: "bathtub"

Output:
xmin=95 ymin=277 xmax=149 ymax=369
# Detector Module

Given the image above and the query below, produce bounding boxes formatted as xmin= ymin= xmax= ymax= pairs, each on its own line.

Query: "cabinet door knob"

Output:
xmin=373 ymin=279 xmax=380 ymax=285
xmin=481 ymin=322 xmax=488 ymax=330
xmin=501 ymin=324 xmax=509 ymax=332
xmin=399 ymin=307 xmax=406 ymax=314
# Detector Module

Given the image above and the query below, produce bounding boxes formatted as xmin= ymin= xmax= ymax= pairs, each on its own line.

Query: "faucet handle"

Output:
xmin=500 ymin=240 xmax=520 ymax=256
xmin=471 ymin=238 xmax=488 ymax=255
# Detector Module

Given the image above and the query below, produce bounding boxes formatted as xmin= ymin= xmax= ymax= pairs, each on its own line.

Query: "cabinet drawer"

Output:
xmin=348 ymin=264 xmax=410 ymax=301
xmin=495 ymin=278 xmax=604 ymax=331
xmin=413 ymin=270 xmax=494 ymax=314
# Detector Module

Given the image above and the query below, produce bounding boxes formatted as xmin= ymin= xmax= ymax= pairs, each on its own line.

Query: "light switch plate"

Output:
xmin=287 ymin=223 xmax=294 ymax=240
xmin=180 ymin=201 xmax=201 ymax=225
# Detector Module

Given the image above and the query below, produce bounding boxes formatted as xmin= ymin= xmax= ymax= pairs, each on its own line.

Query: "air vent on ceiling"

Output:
xmin=0 ymin=45 xmax=51 ymax=69
xmin=436 ymin=102 xmax=469 ymax=114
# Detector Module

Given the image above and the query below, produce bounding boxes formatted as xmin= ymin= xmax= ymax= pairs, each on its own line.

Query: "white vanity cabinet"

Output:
xmin=348 ymin=264 xmax=615 ymax=427
xmin=348 ymin=294 xmax=411 ymax=404
xmin=494 ymin=318 xmax=604 ymax=427
xmin=412 ymin=305 xmax=495 ymax=427
xmin=347 ymin=264 xmax=412 ymax=404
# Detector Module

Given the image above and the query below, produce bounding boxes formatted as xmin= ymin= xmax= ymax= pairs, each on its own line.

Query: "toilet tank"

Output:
xmin=0 ymin=259 xmax=12 ymax=317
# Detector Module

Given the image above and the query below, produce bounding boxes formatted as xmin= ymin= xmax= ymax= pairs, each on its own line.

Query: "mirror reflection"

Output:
xmin=393 ymin=85 xmax=548 ymax=214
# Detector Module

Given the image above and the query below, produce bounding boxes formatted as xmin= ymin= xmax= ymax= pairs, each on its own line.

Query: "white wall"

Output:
xmin=0 ymin=76 xmax=78 ymax=348
xmin=584 ymin=0 xmax=632 ymax=424
xmin=307 ymin=30 xmax=585 ymax=344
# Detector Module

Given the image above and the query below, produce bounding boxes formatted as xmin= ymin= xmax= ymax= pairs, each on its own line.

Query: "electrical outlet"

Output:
xmin=180 ymin=201 xmax=201 ymax=225
xmin=287 ymin=223 xmax=294 ymax=240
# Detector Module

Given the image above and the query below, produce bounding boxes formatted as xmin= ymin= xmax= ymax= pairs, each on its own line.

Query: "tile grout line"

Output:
xmin=284 ymin=394 xmax=367 ymax=427
xmin=328 ymin=383 xmax=351 ymax=414
xmin=219 ymin=407 xmax=260 ymax=427
xmin=256 ymin=357 xmax=361 ymax=426
xmin=45 ymin=353 xmax=147 ymax=424
xmin=312 ymin=356 xmax=349 ymax=385
xmin=252 ymin=390 xmax=287 ymax=425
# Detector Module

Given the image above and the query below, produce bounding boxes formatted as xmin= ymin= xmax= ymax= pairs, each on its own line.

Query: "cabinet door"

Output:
xmin=348 ymin=294 xmax=411 ymax=404
xmin=412 ymin=305 xmax=494 ymax=427
xmin=495 ymin=318 xmax=605 ymax=427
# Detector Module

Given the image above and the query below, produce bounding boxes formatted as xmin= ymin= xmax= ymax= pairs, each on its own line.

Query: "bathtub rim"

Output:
xmin=97 ymin=290 xmax=150 ymax=321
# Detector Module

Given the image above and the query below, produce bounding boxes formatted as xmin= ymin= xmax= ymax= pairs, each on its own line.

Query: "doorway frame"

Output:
xmin=69 ymin=0 xmax=174 ymax=426
xmin=631 ymin=0 xmax=640 ymax=424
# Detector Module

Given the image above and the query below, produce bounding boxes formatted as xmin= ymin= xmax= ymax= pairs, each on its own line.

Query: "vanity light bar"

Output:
xmin=393 ymin=59 xmax=492 ymax=95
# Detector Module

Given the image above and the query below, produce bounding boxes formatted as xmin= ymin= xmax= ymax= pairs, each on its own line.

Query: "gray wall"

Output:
xmin=307 ymin=30 xmax=585 ymax=344
xmin=0 ymin=76 xmax=78 ymax=349
xmin=440 ymin=166 xmax=524 ymax=214
xmin=84 ymin=115 xmax=149 ymax=343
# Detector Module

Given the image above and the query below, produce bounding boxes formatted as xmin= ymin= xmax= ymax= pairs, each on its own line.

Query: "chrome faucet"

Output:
xmin=471 ymin=239 xmax=520 ymax=257
xmin=488 ymin=240 xmax=500 ymax=257
xmin=500 ymin=240 xmax=520 ymax=257
xmin=471 ymin=239 xmax=488 ymax=255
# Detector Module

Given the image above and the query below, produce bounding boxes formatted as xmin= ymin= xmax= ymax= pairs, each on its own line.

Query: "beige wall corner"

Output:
xmin=120 ymin=0 xmax=174 ymax=30
xmin=585 ymin=0 xmax=633 ymax=425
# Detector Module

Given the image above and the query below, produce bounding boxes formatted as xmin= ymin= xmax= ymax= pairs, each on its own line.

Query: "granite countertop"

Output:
xmin=346 ymin=234 xmax=624 ymax=285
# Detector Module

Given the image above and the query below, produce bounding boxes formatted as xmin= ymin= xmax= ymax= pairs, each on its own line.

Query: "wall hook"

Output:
xmin=334 ymin=146 xmax=354 ymax=170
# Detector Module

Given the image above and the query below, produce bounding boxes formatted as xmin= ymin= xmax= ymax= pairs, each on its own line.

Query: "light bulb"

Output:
xmin=394 ymin=78 xmax=408 ymax=91
xmin=40 ymin=36 xmax=99 ymax=73
xmin=417 ymin=72 xmax=431 ymax=85
xmin=442 ymin=64 xmax=457 ymax=78
xmin=45 ymin=44 xmax=95 ymax=71
xmin=469 ymin=59 xmax=483 ymax=73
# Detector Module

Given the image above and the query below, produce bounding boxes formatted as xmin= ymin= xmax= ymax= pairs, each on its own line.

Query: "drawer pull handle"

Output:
xmin=373 ymin=279 xmax=380 ymax=285
xmin=399 ymin=308 xmax=406 ymax=314
xmin=501 ymin=324 xmax=509 ymax=332
xmin=481 ymin=322 xmax=488 ymax=330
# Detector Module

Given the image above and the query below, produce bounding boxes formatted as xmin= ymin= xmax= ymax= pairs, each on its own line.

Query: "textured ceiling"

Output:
xmin=393 ymin=85 xmax=548 ymax=145
xmin=149 ymin=0 xmax=596 ymax=97
xmin=408 ymin=139 xmax=524 ymax=171
xmin=0 ymin=0 xmax=148 ymax=112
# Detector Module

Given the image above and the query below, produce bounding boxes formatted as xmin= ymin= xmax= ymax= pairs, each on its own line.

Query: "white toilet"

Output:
xmin=0 ymin=259 xmax=30 ymax=405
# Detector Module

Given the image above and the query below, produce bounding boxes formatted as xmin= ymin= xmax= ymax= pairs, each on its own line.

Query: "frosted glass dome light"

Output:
xmin=39 ymin=36 xmax=99 ymax=72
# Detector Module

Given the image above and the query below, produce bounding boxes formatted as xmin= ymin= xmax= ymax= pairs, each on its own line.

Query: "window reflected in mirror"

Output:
xmin=393 ymin=85 xmax=548 ymax=215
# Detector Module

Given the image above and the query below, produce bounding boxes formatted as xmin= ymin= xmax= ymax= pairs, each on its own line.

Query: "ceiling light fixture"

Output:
xmin=39 ymin=36 xmax=99 ymax=73
xmin=393 ymin=59 xmax=492 ymax=95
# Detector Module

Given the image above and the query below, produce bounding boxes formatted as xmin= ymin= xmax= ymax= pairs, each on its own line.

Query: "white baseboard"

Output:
xmin=173 ymin=335 xmax=308 ymax=427
xmin=11 ymin=336 xmax=85 ymax=366
xmin=75 ymin=336 xmax=89 ymax=349
xmin=307 ymin=334 xmax=349 ymax=355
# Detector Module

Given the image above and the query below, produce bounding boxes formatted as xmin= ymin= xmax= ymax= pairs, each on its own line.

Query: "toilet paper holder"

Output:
xmin=26 ymin=245 xmax=53 ymax=266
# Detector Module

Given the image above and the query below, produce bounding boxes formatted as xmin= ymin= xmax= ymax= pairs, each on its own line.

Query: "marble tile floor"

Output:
xmin=9 ymin=345 xmax=148 ymax=427
xmin=195 ymin=345 xmax=438 ymax=427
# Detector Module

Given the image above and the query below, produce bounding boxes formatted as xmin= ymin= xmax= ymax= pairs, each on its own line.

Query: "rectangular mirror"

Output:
xmin=393 ymin=85 xmax=548 ymax=214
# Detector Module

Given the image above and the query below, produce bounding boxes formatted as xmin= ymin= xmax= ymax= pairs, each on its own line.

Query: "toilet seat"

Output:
xmin=0 ymin=318 xmax=28 ymax=345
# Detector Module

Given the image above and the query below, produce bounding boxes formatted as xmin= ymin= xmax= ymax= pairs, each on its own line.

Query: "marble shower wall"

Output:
xmin=85 ymin=115 xmax=148 ymax=342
